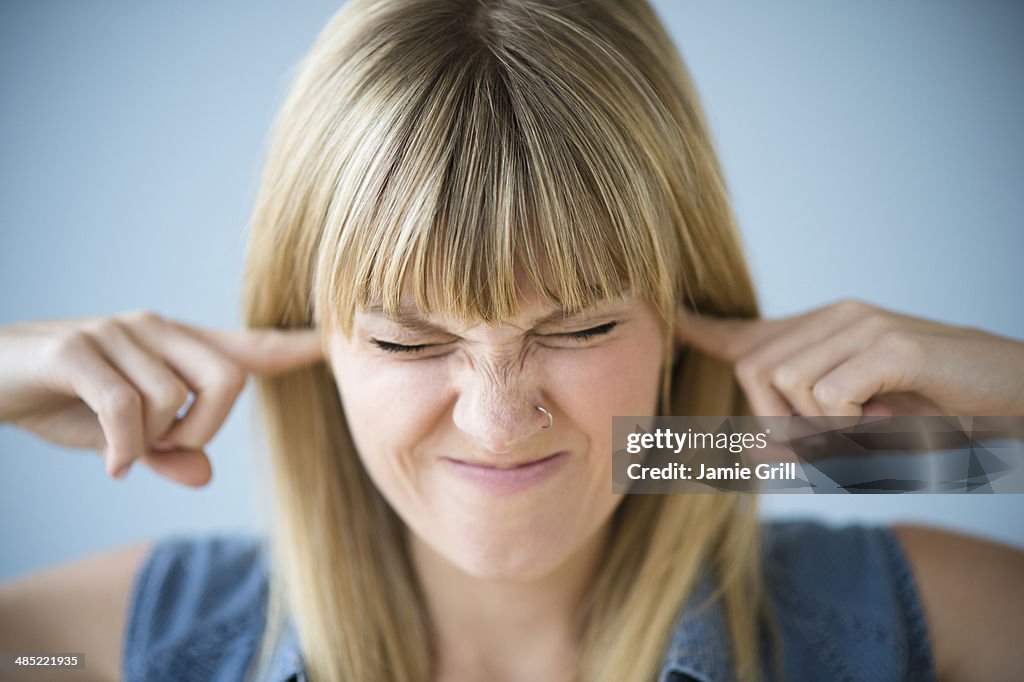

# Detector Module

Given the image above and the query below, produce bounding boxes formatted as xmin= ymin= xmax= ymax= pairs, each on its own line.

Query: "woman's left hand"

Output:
xmin=675 ymin=299 xmax=1024 ymax=417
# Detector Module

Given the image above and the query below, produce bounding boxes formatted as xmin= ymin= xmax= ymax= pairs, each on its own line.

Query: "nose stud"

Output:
xmin=536 ymin=405 xmax=553 ymax=429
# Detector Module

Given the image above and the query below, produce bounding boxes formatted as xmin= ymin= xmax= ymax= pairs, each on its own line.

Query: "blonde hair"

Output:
xmin=242 ymin=0 xmax=769 ymax=680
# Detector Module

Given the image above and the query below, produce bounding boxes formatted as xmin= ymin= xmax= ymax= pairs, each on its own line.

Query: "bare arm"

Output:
xmin=891 ymin=524 xmax=1024 ymax=682
xmin=0 ymin=542 xmax=153 ymax=682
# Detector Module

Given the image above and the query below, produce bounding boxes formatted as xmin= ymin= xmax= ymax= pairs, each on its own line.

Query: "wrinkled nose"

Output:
xmin=452 ymin=374 xmax=550 ymax=455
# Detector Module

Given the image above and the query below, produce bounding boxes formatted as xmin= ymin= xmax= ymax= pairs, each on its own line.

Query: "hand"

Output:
xmin=0 ymin=310 xmax=323 ymax=486
xmin=675 ymin=299 xmax=1024 ymax=418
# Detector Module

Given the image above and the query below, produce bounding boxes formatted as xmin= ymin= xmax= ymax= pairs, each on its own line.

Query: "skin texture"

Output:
xmin=325 ymin=275 xmax=665 ymax=680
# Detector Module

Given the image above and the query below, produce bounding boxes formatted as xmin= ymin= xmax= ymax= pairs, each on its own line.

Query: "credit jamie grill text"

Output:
xmin=612 ymin=416 xmax=1024 ymax=494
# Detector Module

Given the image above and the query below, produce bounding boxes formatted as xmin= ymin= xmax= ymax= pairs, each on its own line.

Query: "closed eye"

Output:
xmin=557 ymin=321 xmax=618 ymax=342
xmin=370 ymin=339 xmax=434 ymax=354
xmin=370 ymin=321 xmax=619 ymax=355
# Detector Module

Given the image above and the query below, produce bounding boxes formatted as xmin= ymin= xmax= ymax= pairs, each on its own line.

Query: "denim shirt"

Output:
xmin=122 ymin=520 xmax=937 ymax=681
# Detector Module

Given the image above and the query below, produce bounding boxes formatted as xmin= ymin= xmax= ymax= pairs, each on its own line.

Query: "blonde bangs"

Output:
xmin=309 ymin=18 xmax=680 ymax=335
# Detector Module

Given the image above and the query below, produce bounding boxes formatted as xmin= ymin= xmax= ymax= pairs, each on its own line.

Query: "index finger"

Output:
xmin=178 ymin=325 xmax=325 ymax=376
xmin=674 ymin=307 xmax=791 ymax=363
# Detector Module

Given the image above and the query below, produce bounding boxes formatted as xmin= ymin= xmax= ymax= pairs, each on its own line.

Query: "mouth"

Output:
xmin=442 ymin=452 xmax=565 ymax=470
xmin=439 ymin=451 xmax=570 ymax=494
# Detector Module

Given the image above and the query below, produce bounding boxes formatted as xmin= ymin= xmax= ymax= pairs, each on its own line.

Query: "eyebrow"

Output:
xmin=364 ymin=297 xmax=625 ymax=335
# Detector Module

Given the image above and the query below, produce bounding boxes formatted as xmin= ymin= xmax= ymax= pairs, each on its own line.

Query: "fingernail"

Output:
xmin=113 ymin=463 xmax=132 ymax=479
xmin=153 ymin=440 xmax=176 ymax=452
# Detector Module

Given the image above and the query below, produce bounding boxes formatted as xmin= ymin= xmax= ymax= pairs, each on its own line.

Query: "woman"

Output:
xmin=1 ymin=0 xmax=1022 ymax=680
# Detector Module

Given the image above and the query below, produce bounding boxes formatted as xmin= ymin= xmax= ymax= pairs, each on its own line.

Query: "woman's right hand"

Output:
xmin=0 ymin=310 xmax=324 ymax=487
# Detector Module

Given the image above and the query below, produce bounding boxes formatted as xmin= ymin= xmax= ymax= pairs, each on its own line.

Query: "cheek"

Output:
xmin=538 ymin=334 xmax=662 ymax=493
xmin=329 ymin=351 xmax=451 ymax=456
xmin=543 ymin=335 xmax=663 ymax=422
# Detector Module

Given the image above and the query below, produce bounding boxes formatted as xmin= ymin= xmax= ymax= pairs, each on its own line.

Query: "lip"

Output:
xmin=439 ymin=451 xmax=569 ymax=494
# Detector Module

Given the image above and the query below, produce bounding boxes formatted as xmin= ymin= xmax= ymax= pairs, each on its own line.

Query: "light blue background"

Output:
xmin=2 ymin=1 xmax=1022 ymax=580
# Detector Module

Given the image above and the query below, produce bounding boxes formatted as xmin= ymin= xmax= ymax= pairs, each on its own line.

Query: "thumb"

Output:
xmin=181 ymin=325 xmax=325 ymax=376
xmin=138 ymin=447 xmax=213 ymax=488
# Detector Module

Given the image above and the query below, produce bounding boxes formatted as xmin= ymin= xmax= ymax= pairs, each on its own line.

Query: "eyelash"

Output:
xmin=370 ymin=321 xmax=619 ymax=355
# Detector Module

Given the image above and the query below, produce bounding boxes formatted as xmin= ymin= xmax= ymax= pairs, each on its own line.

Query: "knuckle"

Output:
xmin=835 ymin=298 xmax=871 ymax=317
xmin=734 ymin=357 xmax=763 ymax=386
xmin=875 ymin=329 xmax=921 ymax=357
xmin=771 ymin=365 xmax=804 ymax=392
xmin=812 ymin=381 xmax=844 ymax=408
xmin=863 ymin=311 xmax=895 ymax=336
xmin=83 ymin=317 xmax=124 ymax=340
xmin=212 ymin=363 xmax=248 ymax=395
xmin=100 ymin=385 xmax=141 ymax=416
xmin=155 ymin=381 xmax=191 ymax=414
xmin=48 ymin=329 xmax=92 ymax=363
xmin=118 ymin=309 xmax=165 ymax=328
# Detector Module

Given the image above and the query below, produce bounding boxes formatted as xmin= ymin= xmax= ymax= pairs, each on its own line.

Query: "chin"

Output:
xmin=445 ymin=532 xmax=573 ymax=581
